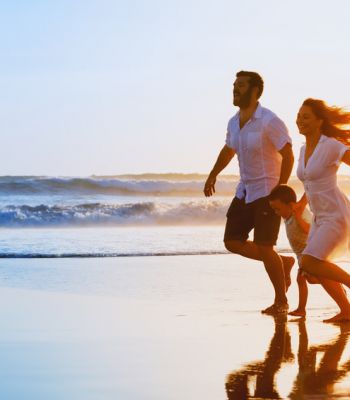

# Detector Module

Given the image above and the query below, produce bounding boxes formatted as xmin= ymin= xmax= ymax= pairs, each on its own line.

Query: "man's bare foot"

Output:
xmin=282 ymin=256 xmax=295 ymax=291
xmin=288 ymin=308 xmax=306 ymax=317
xmin=323 ymin=311 xmax=350 ymax=323
xmin=261 ymin=302 xmax=289 ymax=315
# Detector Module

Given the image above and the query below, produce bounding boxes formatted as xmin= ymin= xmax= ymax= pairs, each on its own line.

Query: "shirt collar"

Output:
xmin=234 ymin=102 xmax=262 ymax=120
xmin=252 ymin=102 xmax=262 ymax=119
xmin=303 ymin=134 xmax=327 ymax=146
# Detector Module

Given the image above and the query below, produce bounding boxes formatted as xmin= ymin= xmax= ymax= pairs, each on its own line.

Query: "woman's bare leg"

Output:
xmin=301 ymin=255 xmax=350 ymax=288
xmin=318 ymin=278 xmax=350 ymax=322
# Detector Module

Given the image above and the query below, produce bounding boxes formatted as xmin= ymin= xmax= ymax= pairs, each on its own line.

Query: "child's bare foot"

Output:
xmin=323 ymin=311 xmax=350 ymax=323
xmin=288 ymin=308 xmax=306 ymax=317
xmin=282 ymin=256 xmax=295 ymax=291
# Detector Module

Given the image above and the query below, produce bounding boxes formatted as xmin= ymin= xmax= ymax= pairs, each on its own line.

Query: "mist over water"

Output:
xmin=0 ymin=175 xmax=236 ymax=196
xmin=0 ymin=174 xmax=314 ymax=197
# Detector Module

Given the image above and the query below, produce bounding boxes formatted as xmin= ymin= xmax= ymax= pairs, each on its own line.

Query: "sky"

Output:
xmin=1 ymin=0 xmax=350 ymax=176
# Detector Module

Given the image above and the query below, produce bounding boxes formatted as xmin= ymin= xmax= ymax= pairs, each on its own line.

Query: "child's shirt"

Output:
xmin=284 ymin=208 xmax=312 ymax=262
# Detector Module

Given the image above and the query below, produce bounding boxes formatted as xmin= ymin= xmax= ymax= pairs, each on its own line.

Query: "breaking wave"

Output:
xmin=0 ymin=200 xmax=230 ymax=227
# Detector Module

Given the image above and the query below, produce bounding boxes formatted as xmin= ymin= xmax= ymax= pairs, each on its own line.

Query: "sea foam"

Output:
xmin=0 ymin=200 xmax=229 ymax=227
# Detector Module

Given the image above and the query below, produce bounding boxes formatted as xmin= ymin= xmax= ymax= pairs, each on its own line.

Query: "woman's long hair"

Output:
xmin=303 ymin=98 xmax=350 ymax=145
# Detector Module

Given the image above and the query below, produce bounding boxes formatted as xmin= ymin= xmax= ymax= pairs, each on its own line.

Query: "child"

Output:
xmin=269 ymin=185 xmax=313 ymax=316
xmin=269 ymin=185 xmax=349 ymax=321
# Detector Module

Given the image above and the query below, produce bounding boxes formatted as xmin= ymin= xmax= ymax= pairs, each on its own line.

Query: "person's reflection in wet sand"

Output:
xmin=289 ymin=318 xmax=350 ymax=398
xmin=226 ymin=314 xmax=293 ymax=399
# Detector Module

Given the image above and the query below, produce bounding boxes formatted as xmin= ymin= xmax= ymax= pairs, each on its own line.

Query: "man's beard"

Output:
xmin=234 ymin=87 xmax=253 ymax=108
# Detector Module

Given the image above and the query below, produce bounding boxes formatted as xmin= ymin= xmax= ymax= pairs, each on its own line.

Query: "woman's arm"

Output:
xmin=342 ymin=149 xmax=350 ymax=166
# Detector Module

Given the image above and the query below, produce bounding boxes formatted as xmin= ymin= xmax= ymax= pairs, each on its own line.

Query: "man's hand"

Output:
xmin=203 ymin=145 xmax=235 ymax=197
xmin=204 ymin=176 xmax=216 ymax=197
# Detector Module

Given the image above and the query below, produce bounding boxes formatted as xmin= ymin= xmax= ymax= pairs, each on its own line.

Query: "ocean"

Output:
xmin=2 ymin=175 xmax=350 ymax=400
xmin=1 ymin=173 xmax=349 ymax=258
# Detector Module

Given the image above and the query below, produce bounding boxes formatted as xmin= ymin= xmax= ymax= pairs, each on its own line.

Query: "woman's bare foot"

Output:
xmin=323 ymin=311 xmax=350 ymax=323
xmin=288 ymin=308 xmax=306 ymax=317
xmin=282 ymin=256 xmax=295 ymax=291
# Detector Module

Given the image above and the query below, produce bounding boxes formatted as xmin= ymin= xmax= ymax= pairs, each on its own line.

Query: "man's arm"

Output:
xmin=204 ymin=145 xmax=235 ymax=197
xmin=278 ymin=143 xmax=294 ymax=185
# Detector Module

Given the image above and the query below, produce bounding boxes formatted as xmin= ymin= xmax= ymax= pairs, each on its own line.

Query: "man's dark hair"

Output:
xmin=236 ymin=71 xmax=264 ymax=98
xmin=269 ymin=184 xmax=297 ymax=204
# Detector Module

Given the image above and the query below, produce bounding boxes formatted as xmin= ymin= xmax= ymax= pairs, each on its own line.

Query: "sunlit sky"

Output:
xmin=1 ymin=1 xmax=350 ymax=176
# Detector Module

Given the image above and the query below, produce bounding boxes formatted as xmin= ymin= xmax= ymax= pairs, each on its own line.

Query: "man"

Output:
xmin=204 ymin=71 xmax=294 ymax=315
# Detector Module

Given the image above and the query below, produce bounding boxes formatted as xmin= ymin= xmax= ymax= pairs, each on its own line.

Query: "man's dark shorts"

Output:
xmin=224 ymin=196 xmax=281 ymax=246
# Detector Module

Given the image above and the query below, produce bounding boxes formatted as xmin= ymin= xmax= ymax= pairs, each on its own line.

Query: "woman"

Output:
xmin=297 ymin=98 xmax=350 ymax=322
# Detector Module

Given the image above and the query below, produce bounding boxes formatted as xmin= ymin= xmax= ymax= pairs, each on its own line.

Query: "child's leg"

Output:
xmin=319 ymin=278 xmax=350 ymax=323
xmin=289 ymin=271 xmax=308 ymax=316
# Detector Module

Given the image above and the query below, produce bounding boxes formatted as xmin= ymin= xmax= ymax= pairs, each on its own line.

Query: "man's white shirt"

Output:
xmin=226 ymin=103 xmax=292 ymax=203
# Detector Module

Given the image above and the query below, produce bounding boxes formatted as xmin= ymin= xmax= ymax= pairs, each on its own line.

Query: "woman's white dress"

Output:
xmin=297 ymin=135 xmax=350 ymax=261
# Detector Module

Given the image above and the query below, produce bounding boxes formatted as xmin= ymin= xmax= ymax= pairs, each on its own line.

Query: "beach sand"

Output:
xmin=0 ymin=255 xmax=349 ymax=399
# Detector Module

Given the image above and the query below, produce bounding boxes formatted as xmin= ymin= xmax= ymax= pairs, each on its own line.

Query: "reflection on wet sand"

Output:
xmin=290 ymin=318 xmax=350 ymax=399
xmin=226 ymin=315 xmax=292 ymax=399
xmin=226 ymin=317 xmax=350 ymax=399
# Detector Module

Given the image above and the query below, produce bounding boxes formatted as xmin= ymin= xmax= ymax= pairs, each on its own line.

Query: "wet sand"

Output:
xmin=0 ymin=255 xmax=349 ymax=399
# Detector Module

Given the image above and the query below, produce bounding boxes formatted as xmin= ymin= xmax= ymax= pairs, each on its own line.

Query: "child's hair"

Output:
xmin=269 ymin=184 xmax=297 ymax=204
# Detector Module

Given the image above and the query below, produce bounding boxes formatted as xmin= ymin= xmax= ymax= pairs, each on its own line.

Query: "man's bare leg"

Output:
xmin=224 ymin=239 xmax=295 ymax=290
xmin=258 ymin=245 xmax=288 ymax=313
xmin=224 ymin=239 xmax=288 ymax=313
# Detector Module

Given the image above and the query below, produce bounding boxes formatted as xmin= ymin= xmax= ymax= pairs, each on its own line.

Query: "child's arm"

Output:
xmin=293 ymin=207 xmax=310 ymax=234
xmin=292 ymin=193 xmax=310 ymax=234
xmin=296 ymin=193 xmax=307 ymax=210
